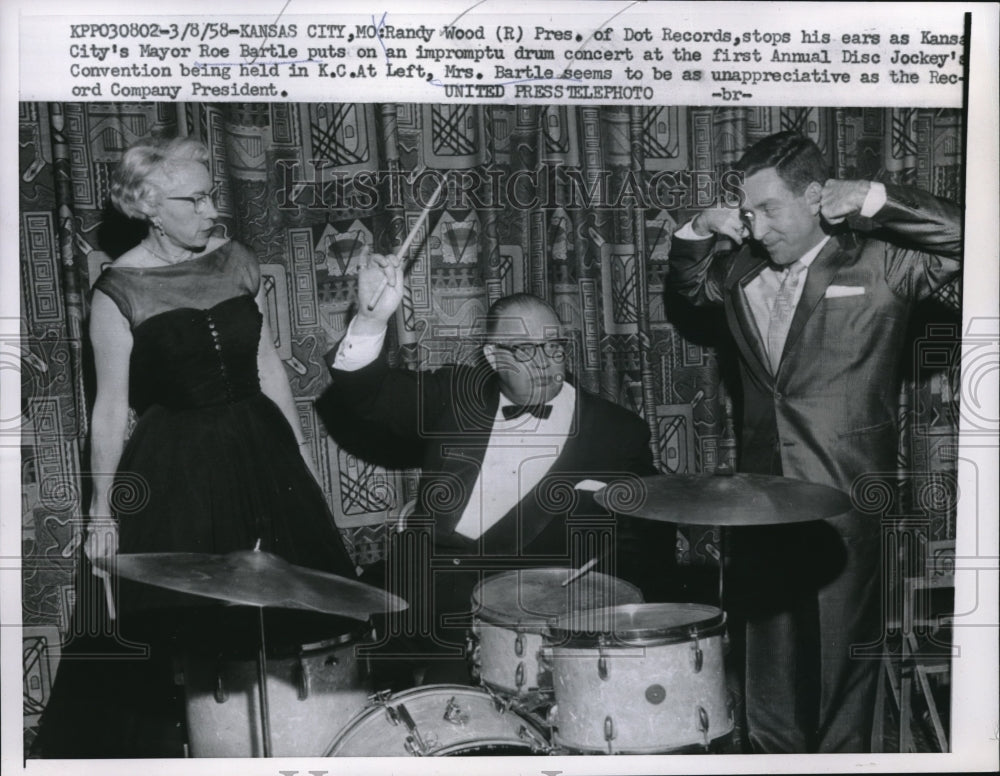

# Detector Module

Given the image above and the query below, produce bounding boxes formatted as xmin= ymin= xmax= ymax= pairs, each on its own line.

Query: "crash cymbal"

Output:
xmin=593 ymin=473 xmax=851 ymax=525
xmin=94 ymin=549 xmax=407 ymax=620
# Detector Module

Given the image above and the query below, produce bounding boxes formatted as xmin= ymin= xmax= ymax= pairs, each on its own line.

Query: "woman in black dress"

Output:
xmin=35 ymin=136 xmax=357 ymax=757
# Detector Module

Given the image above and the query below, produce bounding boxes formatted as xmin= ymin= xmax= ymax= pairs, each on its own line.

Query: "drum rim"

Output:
xmin=297 ymin=627 xmax=367 ymax=653
xmin=471 ymin=568 xmax=644 ymax=626
xmin=553 ymin=718 xmax=736 ymax=755
xmin=547 ymin=602 xmax=726 ymax=646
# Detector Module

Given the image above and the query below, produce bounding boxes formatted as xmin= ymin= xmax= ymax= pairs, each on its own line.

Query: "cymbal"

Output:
xmin=94 ymin=549 xmax=407 ymax=620
xmin=593 ymin=473 xmax=851 ymax=525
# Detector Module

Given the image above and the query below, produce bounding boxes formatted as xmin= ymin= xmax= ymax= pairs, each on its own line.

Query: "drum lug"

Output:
xmin=546 ymin=702 xmax=559 ymax=727
xmin=294 ymin=655 xmax=310 ymax=701
xmin=515 ymin=661 xmax=526 ymax=690
xmin=690 ymin=626 xmax=703 ymax=673
xmin=465 ymin=631 xmax=482 ymax=681
xmin=514 ymin=630 xmax=526 ymax=658
xmin=396 ymin=703 xmax=429 ymax=755
xmin=604 ymin=715 xmax=616 ymax=754
xmin=483 ymin=682 xmax=513 ymax=715
xmin=597 ymin=646 xmax=609 ymax=681
xmin=213 ymin=666 xmax=228 ymax=704
xmin=518 ymin=722 xmax=553 ymax=754
xmin=537 ymin=644 xmax=552 ymax=671
xmin=402 ymin=739 xmax=423 ymax=756
xmin=443 ymin=696 xmax=470 ymax=726
xmin=697 ymin=704 xmax=710 ymax=748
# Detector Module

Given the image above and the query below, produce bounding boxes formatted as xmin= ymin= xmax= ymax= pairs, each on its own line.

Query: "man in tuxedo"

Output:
xmin=318 ymin=255 xmax=676 ymax=684
xmin=667 ymin=131 xmax=962 ymax=752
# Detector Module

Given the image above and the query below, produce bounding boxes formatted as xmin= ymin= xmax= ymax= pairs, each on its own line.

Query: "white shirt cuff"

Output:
xmin=331 ymin=318 xmax=387 ymax=371
xmin=674 ymin=219 xmax=710 ymax=241
xmin=859 ymin=181 xmax=887 ymax=218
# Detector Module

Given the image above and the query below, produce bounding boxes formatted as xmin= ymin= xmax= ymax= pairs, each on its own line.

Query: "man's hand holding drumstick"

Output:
xmin=353 ymin=249 xmax=407 ymax=334
xmin=353 ymin=173 xmax=448 ymax=330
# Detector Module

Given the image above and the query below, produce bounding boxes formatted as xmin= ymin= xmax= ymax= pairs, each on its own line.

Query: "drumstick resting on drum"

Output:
xmin=562 ymin=557 xmax=599 ymax=587
xmin=366 ymin=174 xmax=449 ymax=311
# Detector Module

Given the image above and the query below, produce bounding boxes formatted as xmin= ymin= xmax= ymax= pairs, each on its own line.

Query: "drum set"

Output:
xmin=95 ymin=471 xmax=851 ymax=757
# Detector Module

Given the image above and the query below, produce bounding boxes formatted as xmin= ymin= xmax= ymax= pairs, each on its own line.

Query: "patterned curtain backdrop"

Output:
xmin=19 ymin=105 xmax=962 ymax=719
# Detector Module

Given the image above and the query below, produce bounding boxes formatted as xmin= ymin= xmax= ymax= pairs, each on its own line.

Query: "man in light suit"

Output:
xmin=317 ymin=255 xmax=677 ymax=684
xmin=667 ymin=131 xmax=962 ymax=752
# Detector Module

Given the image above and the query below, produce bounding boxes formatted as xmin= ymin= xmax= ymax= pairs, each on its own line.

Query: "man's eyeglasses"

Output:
xmin=493 ymin=339 xmax=569 ymax=363
xmin=166 ymin=184 xmax=220 ymax=214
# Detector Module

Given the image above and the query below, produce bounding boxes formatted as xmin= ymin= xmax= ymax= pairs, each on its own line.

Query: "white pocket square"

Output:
xmin=825 ymin=285 xmax=866 ymax=298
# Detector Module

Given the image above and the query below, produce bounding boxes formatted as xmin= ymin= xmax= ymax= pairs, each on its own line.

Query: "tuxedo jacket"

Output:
xmin=667 ymin=184 xmax=962 ymax=493
xmin=316 ymin=356 xmax=676 ymax=600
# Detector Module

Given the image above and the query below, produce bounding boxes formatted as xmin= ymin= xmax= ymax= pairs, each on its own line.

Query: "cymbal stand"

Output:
xmin=256 ymin=607 xmax=273 ymax=757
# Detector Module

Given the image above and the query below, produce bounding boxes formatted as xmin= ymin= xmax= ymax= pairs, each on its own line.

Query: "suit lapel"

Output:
xmin=725 ymin=248 xmax=773 ymax=386
xmin=781 ymin=235 xmax=851 ymax=363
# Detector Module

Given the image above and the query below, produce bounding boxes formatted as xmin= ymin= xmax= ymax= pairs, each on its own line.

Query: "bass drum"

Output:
xmin=178 ymin=608 xmax=372 ymax=757
xmin=326 ymin=685 xmax=551 ymax=756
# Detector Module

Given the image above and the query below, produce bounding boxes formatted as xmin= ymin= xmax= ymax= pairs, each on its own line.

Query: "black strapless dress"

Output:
xmin=114 ymin=293 xmax=354 ymax=610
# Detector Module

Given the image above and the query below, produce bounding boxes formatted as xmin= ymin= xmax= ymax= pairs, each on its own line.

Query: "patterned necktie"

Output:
xmin=766 ymin=261 xmax=806 ymax=372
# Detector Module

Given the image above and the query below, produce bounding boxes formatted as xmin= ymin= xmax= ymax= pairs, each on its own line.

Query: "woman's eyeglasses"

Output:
xmin=166 ymin=184 xmax=220 ymax=214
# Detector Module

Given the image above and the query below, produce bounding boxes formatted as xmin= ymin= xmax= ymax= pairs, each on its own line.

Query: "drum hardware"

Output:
xmin=95 ymin=548 xmax=397 ymax=757
xmin=293 ymin=654 xmax=308 ymax=700
xmin=326 ymin=685 xmax=552 ymax=756
xmin=396 ymin=703 xmax=429 ymax=756
xmin=465 ymin=632 xmax=483 ymax=681
xmin=690 ymin=626 xmax=704 ymax=672
xmin=697 ymin=705 xmax=711 ymax=748
xmin=213 ymin=659 xmax=228 ymax=703
xmin=479 ymin=680 xmax=514 ymax=714
xmin=443 ymin=696 xmax=469 ymax=725
xmin=597 ymin=644 xmax=610 ymax=680
xmin=645 ymin=684 xmax=666 ymax=704
xmin=604 ymin=715 xmax=616 ymax=754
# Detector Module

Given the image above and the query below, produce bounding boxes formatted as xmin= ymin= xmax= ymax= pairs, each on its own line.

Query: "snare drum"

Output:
xmin=178 ymin=609 xmax=372 ymax=757
xmin=326 ymin=684 xmax=551 ymax=756
xmin=547 ymin=603 xmax=732 ymax=754
xmin=469 ymin=568 xmax=643 ymax=696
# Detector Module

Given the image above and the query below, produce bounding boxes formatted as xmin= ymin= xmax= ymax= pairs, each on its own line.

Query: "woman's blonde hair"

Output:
xmin=109 ymin=136 xmax=210 ymax=219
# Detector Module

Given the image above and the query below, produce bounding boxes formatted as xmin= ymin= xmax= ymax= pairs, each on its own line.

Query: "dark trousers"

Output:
xmin=729 ymin=512 xmax=882 ymax=752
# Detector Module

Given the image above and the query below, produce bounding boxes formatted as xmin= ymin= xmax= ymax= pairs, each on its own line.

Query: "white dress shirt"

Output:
xmin=331 ymin=321 xmax=577 ymax=539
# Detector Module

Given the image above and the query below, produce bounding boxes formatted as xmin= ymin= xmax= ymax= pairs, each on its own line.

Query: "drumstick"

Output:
xmin=562 ymin=557 xmax=599 ymax=587
xmin=97 ymin=568 xmax=117 ymax=621
xmin=365 ymin=174 xmax=449 ymax=311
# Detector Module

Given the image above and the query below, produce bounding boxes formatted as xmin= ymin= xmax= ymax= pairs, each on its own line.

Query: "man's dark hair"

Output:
xmin=484 ymin=293 xmax=557 ymax=339
xmin=736 ymin=131 xmax=830 ymax=194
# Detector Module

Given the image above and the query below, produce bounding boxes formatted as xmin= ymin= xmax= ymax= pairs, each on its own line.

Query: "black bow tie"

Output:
xmin=502 ymin=403 xmax=553 ymax=420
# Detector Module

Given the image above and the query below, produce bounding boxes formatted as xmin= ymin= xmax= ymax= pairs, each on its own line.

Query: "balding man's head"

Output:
xmin=483 ymin=294 xmax=567 ymax=406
